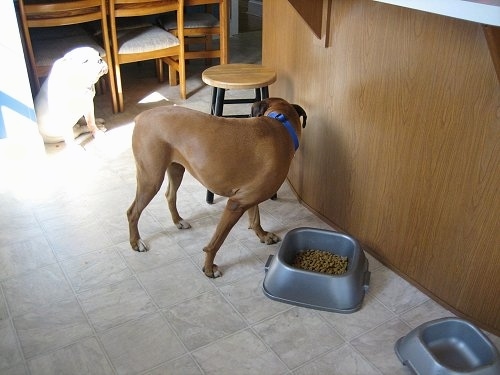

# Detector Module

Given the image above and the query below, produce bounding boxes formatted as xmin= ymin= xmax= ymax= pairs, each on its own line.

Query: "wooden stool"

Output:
xmin=202 ymin=63 xmax=277 ymax=203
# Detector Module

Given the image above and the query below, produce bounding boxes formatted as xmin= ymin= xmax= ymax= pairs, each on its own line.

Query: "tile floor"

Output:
xmin=1 ymin=31 xmax=499 ymax=375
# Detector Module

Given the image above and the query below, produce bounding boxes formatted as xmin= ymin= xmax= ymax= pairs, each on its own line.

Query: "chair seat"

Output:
xmin=117 ymin=25 xmax=179 ymax=54
xmin=159 ymin=12 xmax=219 ymax=30
xmin=32 ymin=33 xmax=106 ymax=66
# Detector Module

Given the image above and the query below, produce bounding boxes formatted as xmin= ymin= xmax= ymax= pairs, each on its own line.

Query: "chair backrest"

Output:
xmin=107 ymin=0 xmax=186 ymax=108
xmin=109 ymin=0 xmax=182 ymax=18
xmin=18 ymin=0 xmax=113 ymax=99
xmin=174 ymin=0 xmax=228 ymax=64
xmin=19 ymin=0 xmax=107 ymax=28
xmin=108 ymin=0 xmax=185 ymax=61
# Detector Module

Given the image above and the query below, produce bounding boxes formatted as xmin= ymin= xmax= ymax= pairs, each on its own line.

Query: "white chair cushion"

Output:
xmin=117 ymin=25 xmax=179 ymax=54
xmin=159 ymin=12 xmax=219 ymax=30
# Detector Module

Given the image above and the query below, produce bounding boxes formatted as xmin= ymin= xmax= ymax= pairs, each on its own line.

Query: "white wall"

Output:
xmin=0 ymin=1 xmax=44 ymax=165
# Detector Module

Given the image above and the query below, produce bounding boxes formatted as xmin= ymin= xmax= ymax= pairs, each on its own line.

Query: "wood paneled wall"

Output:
xmin=263 ymin=0 xmax=500 ymax=334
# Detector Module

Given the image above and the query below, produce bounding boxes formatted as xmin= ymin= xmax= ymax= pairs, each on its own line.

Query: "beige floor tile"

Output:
xmin=138 ymin=258 xmax=216 ymax=308
xmin=400 ymin=299 xmax=455 ymax=328
xmin=61 ymin=246 xmax=132 ymax=292
xmin=47 ymin=220 xmax=114 ymax=260
xmin=370 ymin=267 xmax=429 ymax=314
xmin=319 ymin=294 xmax=395 ymax=340
xmin=0 ymin=212 xmax=44 ymax=246
xmin=0 ymin=292 xmax=8 ymax=321
xmin=253 ymin=307 xmax=345 ymax=369
xmin=78 ymin=277 xmax=156 ymax=332
xmin=163 ymin=291 xmax=246 ymax=351
xmin=0 ymin=319 xmax=25 ymax=373
xmin=293 ymin=343 xmax=382 ymax=375
xmin=192 ymin=329 xmax=288 ymax=375
xmin=2 ymin=263 xmax=73 ymax=317
xmin=145 ymin=355 xmax=203 ymax=375
xmin=116 ymin=235 xmax=186 ymax=273
xmin=172 ymin=215 xmax=226 ymax=256
xmin=0 ymin=235 xmax=56 ymax=281
xmin=28 ymin=337 xmax=114 ymax=375
xmin=350 ymin=318 xmax=413 ymax=375
xmin=219 ymin=272 xmax=292 ymax=324
xmin=191 ymin=241 xmax=265 ymax=285
xmin=13 ymin=297 xmax=92 ymax=358
xmin=99 ymin=312 xmax=186 ymax=375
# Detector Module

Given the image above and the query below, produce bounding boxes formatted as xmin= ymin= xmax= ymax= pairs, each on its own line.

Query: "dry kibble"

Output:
xmin=293 ymin=249 xmax=348 ymax=275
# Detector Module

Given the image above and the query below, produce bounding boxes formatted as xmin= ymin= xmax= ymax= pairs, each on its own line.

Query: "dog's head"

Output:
xmin=51 ymin=46 xmax=108 ymax=88
xmin=251 ymin=98 xmax=307 ymax=128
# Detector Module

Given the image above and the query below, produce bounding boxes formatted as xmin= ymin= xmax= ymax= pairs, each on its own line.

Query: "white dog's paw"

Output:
xmin=95 ymin=118 xmax=105 ymax=126
xmin=92 ymin=129 xmax=106 ymax=139
xmin=74 ymin=124 xmax=91 ymax=137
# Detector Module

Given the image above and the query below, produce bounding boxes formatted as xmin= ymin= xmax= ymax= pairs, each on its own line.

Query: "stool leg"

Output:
xmin=210 ymin=87 xmax=217 ymax=115
xmin=214 ymin=88 xmax=225 ymax=116
xmin=260 ymin=86 xmax=277 ymax=200
xmin=206 ymin=190 xmax=215 ymax=204
xmin=261 ymin=86 xmax=269 ymax=99
xmin=207 ymin=88 xmax=226 ymax=204
xmin=255 ymin=88 xmax=261 ymax=102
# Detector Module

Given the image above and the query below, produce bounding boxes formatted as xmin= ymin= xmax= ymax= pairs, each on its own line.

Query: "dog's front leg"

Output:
xmin=83 ymin=100 xmax=105 ymax=138
xmin=202 ymin=199 xmax=246 ymax=278
xmin=247 ymin=205 xmax=281 ymax=244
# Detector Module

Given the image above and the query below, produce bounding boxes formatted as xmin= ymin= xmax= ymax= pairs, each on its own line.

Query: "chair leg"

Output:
xmin=168 ymin=64 xmax=178 ymax=86
xmin=156 ymin=59 xmax=165 ymax=82
xmin=114 ymin=63 xmax=124 ymax=112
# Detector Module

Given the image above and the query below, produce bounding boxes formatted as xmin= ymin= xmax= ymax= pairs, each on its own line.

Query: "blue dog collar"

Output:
xmin=267 ymin=112 xmax=299 ymax=151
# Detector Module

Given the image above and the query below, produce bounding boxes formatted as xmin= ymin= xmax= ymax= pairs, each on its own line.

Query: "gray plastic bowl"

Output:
xmin=262 ymin=227 xmax=370 ymax=313
xmin=395 ymin=317 xmax=500 ymax=375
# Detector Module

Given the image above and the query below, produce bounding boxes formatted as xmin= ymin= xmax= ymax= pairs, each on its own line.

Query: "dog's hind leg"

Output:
xmin=166 ymin=163 xmax=191 ymax=229
xmin=247 ymin=205 xmax=281 ymax=244
xmin=127 ymin=166 xmax=166 ymax=252
xmin=202 ymin=199 xmax=246 ymax=278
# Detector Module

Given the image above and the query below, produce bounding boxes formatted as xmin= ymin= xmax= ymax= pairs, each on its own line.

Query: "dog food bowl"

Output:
xmin=395 ymin=317 xmax=500 ymax=375
xmin=262 ymin=227 xmax=370 ymax=313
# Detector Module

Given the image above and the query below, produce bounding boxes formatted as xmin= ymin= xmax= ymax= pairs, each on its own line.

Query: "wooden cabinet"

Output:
xmin=263 ymin=0 xmax=500 ymax=335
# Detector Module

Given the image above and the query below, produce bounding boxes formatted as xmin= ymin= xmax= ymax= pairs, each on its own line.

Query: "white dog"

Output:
xmin=35 ymin=47 xmax=108 ymax=144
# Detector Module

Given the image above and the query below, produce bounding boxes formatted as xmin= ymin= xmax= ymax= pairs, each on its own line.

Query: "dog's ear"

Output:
xmin=251 ymin=100 xmax=269 ymax=117
xmin=293 ymin=104 xmax=307 ymax=128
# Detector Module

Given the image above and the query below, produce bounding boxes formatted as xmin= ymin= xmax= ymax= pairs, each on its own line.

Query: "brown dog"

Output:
xmin=127 ymin=98 xmax=307 ymax=277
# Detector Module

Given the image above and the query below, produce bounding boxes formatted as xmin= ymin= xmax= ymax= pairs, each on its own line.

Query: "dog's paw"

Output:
xmin=95 ymin=118 xmax=105 ymax=126
xmin=202 ymin=264 xmax=222 ymax=278
xmin=133 ymin=239 xmax=149 ymax=252
xmin=262 ymin=232 xmax=281 ymax=245
xmin=176 ymin=219 xmax=191 ymax=229
xmin=92 ymin=129 xmax=106 ymax=139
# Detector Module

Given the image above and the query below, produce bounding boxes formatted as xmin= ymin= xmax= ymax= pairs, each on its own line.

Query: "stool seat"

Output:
xmin=202 ymin=63 xmax=277 ymax=90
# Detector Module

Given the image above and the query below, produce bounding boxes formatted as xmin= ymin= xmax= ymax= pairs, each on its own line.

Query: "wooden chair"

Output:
xmin=108 ymin=0 xmax=186 ymax=111
xmin=17 ymin=0 xmax=118 ymax=113
xmin=158 ymin=0 xmax=228 ymax=65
